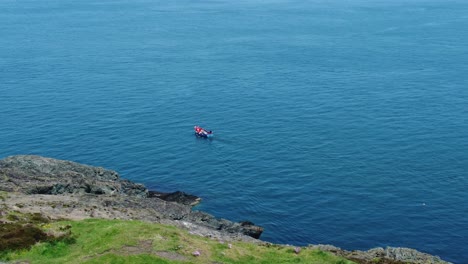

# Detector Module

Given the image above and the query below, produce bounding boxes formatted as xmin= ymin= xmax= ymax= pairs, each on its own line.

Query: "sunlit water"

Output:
xmin=1 ymin=0 xmax=467 ymax=262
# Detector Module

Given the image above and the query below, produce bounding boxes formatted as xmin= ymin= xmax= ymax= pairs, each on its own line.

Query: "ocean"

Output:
xmin=1 ymin=0 xmax=467 ymax=262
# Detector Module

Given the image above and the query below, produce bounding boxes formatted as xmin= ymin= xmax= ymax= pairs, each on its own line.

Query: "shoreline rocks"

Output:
xmin=148 ymin=190 xmax=201 ymax=206
xmin=0 ymin=155 xmax=147 ymax=197
xmin=307 ymin=245 xmax=450 ymax=264
xmin=0 ymin=155 xmax=263 ymax=241
xmin=0 ymin=155 xmax=450 ymax=263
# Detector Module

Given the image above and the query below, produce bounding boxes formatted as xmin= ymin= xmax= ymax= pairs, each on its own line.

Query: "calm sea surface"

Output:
xmin=1 ymin=0 xmax=467 ymax=262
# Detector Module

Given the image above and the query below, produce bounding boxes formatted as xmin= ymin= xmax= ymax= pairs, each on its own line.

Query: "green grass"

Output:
xmin=1 ymin=219 xmax=356 ymax=264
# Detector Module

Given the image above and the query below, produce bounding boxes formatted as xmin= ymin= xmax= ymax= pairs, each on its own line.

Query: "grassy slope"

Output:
xmin=1 ymin=219 xmax=356 ymax=264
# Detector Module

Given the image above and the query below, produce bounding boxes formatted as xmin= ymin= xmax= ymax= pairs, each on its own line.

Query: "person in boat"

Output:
xmin=195 ymin=126 xmax=212 ymax=136
xmin=195 ymin=126 xmax=206 ymax=135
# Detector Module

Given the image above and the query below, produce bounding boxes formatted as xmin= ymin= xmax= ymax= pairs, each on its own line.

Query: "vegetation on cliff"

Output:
xmin=1 ymin=217 xmax=353 ymax=264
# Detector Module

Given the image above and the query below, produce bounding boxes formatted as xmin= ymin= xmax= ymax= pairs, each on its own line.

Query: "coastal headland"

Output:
xmin=0 ymin=155 xmax=451 ymax=264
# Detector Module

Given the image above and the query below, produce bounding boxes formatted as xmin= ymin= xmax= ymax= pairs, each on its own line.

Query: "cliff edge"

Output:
xmin=0 ymin=155 xmax=263 ymax=241
xmin=0 ymin=155 xmax=450 ymax=264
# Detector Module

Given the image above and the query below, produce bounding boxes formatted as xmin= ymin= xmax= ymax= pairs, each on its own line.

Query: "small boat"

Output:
xmin=194 ymin=126 xmax=213 ymax=138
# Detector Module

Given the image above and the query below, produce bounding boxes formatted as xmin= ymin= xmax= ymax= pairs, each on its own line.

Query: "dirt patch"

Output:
xmin=119 ymin=240 xmax=188 ymax=261
xmin=83 ymin=240 xmax=188 ymax=261
xmin=120 ymin=240 xmax=153 ymax=255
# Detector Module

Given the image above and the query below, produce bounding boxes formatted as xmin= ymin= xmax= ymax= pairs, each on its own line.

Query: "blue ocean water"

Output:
xmin=1 ymin=0 xmax=467 ymax=262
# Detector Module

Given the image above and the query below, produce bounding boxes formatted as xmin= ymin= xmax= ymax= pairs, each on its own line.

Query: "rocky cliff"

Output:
xmin=0 ymin=155 xmax=450 ymax=264
xmin=0 ymin=155 xmax=262 ymax=241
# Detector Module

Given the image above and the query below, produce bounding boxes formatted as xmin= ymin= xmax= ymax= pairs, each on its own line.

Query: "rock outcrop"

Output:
xmin=0 ymin=155 xmax=263 ymax=241
xmin=149 ymin=190 xmax=201 ymax=206
xmin=307 ymin=244 xmax=451 ymax=264
xmin=0 ymin=155 xmax=147 ymax=197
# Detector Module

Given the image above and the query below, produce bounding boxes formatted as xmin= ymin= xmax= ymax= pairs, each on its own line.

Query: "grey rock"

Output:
xmin=307 ymin=244 xmax=451 ymax=264
xmin=0 ymin=155 xmax=146 ymax=198
xmin=383 ymin=247 xmax=448 ymax=264
xmin=185 ymin=212 xmax=263 ymax=239
xmin=149 ymin=190 xmax=201 ymax=206
xmin=308 ymin=244 xmax=342 ymax=252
